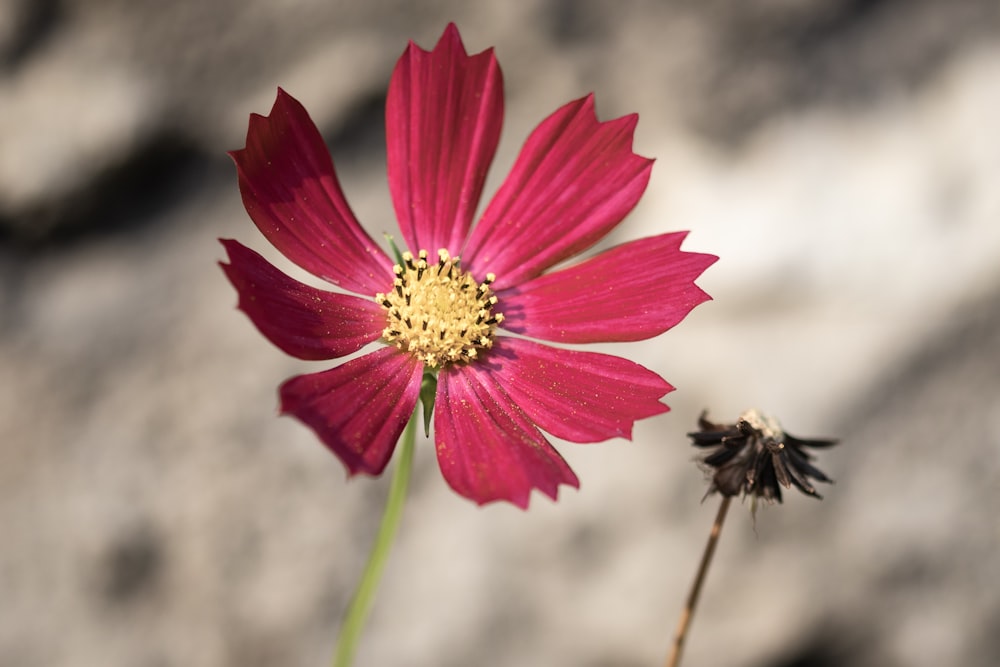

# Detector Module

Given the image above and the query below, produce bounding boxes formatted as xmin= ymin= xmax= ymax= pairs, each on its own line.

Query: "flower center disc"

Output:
xmin=376 ymin=249 xmax=504 ymax=368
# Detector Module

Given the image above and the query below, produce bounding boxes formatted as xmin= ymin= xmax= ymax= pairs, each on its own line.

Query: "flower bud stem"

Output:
xmin=333 ymin=408 xmax=418 ymax=667
xmin=665 ymin=495 xmax=731 ymax=667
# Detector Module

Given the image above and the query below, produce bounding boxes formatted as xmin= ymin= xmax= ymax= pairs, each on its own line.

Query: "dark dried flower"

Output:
xmin=689 ymin=409 xmax=836 ymax=502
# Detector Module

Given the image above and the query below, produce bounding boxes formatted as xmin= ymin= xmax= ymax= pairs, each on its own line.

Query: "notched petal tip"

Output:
xmin=279 ymin=348 xmax=423 ymax=477
xmin=387 ymin=21 xmax=504 ymax=255
xmin=436 ymin=22 xmax=469 ymax=54
xmin=494 ymin=471 xmax=581 ymax=510
xmin=579 ymin=92 xmax=646 ymax=154
xmin=465 ymin=92 xmax=655 ymax=286
xmin=230 ymin=88 xmax=392 ymax=295
xmin=220 ymin=238 xmax=385 ymax=361
xmin=499 ymin=232 xmax=718 ymax=343
xmin=434 ymin=367 xmax=580 ymax=508
xmin=485 ymin=338 xmax=673 ymax=443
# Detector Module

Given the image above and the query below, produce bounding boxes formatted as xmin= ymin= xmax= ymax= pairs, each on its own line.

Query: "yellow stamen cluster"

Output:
xmin=375 ymin=249 xmax=504 ymax=368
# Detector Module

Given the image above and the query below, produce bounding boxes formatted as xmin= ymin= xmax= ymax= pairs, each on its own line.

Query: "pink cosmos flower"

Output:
xmin=221 ymin=24 xmax=717 ymax=508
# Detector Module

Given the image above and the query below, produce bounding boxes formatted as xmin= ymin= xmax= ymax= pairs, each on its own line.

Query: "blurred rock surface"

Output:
xmin=1 ymin=1 xmax=999 ymax=666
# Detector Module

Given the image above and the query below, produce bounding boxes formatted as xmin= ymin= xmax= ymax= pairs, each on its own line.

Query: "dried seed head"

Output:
xmin=689 ymin=409 xmax=837 ymax=503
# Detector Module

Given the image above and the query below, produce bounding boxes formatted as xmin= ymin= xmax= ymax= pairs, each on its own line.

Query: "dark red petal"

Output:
xmin=219 ymin=239 xmax=385 ymax=360
xmin=386 ymin=23 xmax=503 ymax=255
xmin=434 ymin=364 xmax=579 ymax=508
xmin=280 ymin=347 xmax=422 ymax=476
xmin=230 ymin=88 xmax=392 ymax=295
xmin=483 ymin=337 xmax=672 ymax=442
xmin=498 ymin=232 xmax=717 ymax=343
xmin=464 ymin=94 xmax=652 ymax=289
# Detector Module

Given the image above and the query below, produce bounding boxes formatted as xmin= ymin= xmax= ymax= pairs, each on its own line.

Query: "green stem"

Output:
xmin=332 ymin=409 xmax=418 ymax=667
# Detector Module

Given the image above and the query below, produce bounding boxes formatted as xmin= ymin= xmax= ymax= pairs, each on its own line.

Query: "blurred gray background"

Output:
xmin=2 ymin=1 xmax=999 ymax=666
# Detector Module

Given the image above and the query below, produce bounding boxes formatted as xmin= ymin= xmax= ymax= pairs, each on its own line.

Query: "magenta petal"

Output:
xmin=434 ymin=365 xmax=579 ymax=508
xmin=464 ymin=94 xmax=653 ymax=289
xmin=386 ymin=23 xmax=504 ymax=255
xmin=485 ymin=337 xmax=672 ymax=442
xmin=280 ymin=347 xmax=422 ymax=476
xmin=231 ymin=88 xmax=393 ymax=295
xmin=220 ymin=239 xmax=385 ymax=360
xmin=499 ymin=232 xmax=718 ymax=343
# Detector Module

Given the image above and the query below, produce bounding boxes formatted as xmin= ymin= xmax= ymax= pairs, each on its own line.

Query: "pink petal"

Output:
xmin=386 ymin=23 xmax=504 ymax=255
xmin=498 ymin=232 xmax=718 ymax=343
xmin=484 ymin=337 xmax=673 ymax=442
xmin=280 ymin=347 xmax=423 ymax=476
xmin=434 ymin=364 xmax=579 ymax=508
xmin=231 ymin=88 xmax=393 ymax=296
xmin=464 ymin=94 xmax=652 ymax=289
xmin=220 ymin=239 xmax=385 ymax=360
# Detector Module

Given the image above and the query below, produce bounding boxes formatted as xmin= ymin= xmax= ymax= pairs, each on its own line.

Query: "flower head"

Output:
xmin=690 ymin=409 xmax=837 ymax=502
xmin=221 ymin=24 xmax=717 ymax=507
